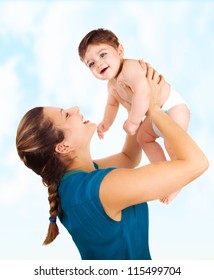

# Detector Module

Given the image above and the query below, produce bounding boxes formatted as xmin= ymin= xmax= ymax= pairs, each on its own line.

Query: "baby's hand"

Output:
xmin=97 ymin=122 xmax=110 ymax=139
xmin=123 ymin=120 xmax=140 ymax=135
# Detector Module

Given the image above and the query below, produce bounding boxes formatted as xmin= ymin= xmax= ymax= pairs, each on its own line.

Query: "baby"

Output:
xmin=78 ymin=28 xmax=190 ymax=204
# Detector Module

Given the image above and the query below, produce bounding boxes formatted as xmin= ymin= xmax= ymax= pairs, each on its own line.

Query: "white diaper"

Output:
xmin=152 ymin=88 xmax=189 ymax=137
xmin=161 ymin=88 xmax=189 ymax=112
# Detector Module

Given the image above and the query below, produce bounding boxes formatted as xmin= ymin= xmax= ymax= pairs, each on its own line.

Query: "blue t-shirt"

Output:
xmin=58 ymin=166 xmax=151 ymax=260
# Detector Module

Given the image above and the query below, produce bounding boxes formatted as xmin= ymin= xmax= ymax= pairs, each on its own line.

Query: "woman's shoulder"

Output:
xmin=59 ymin=167 xmax=116 ymax=198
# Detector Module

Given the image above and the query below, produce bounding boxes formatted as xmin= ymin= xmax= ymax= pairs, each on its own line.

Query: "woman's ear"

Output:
xmin=118 ymin=44 xmax=124 ymax=58
xmin=55 ymin=142 xmax=74 ymax=154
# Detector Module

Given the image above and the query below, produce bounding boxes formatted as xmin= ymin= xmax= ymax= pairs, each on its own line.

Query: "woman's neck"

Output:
xmin=67 ymin=155 xmax=95 ymax=172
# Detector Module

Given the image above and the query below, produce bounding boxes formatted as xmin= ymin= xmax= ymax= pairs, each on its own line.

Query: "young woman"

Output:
xmin=16 ymin=62 xmax=208 ymax=260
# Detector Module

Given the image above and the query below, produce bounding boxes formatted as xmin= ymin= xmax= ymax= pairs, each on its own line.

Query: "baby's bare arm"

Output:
xmin=102 ymin=83 xmax=120 ymax=127
xmin=97 ymin=84 xmax=120 ymax=139
xmin=120 ymin=60 xmax=151 ymax=134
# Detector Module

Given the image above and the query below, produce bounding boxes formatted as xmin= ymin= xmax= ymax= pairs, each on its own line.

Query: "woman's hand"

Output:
xmin=138 ymin=60 xmax=165 ymax=115
xmin=121 ymin=60 xmax=165 ymax=116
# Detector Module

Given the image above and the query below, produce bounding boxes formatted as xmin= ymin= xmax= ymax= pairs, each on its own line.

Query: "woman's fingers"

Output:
xmin=145 ymin=63 xmax=154 ymax=79
xmin=138 ymin=59 xmax=161 ymax=84
xmin=158 ymin=74 xmax=165 ymax=85
xmin=138 ymin=59 xmax=147 ymax=72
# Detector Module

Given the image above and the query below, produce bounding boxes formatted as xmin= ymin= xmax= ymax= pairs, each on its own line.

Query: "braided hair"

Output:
xmin=16 ymin=107 xmax=67 ymax=245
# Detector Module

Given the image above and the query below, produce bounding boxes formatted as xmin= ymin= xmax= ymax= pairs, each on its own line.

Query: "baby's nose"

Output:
xmin=96 ymin=59 xmax=103 ymax=67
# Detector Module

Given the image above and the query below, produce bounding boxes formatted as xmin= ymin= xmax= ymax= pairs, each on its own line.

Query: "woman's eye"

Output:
xmin=65 ymin=112 xmax=69 ymax=118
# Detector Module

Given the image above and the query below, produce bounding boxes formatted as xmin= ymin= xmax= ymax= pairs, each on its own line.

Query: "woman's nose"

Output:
xmin=73 ymin=106 xmax=80 ymax=113
xmin=68 ymin=106 xmax=80 ymax=114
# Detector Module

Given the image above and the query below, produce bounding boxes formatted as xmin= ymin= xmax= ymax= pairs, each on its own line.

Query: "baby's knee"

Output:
xmin=136 ymin=128 xmax=146 ymax=145
xmin=136 ymin=128 xmax=156 ymax=147
xmin=136 ymin=133 xmax=145 ymax=147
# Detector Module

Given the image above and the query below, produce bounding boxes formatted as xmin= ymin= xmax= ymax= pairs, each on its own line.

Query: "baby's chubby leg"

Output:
xmin=137 ymin=116 xmax=166 ymax=163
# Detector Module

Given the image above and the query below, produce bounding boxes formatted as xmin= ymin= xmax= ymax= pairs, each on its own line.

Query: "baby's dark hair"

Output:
xmin=78 ymin=28 xmax=120 ymax=61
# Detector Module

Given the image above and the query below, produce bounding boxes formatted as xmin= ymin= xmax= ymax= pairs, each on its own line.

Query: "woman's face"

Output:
xmin=44 ymin=106 xmax=96 ymax=151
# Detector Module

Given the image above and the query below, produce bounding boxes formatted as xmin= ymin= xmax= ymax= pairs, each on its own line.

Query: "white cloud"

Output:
xmin=0 ymin=56 xmax=22 ymax=142
xmin=0 ymin=1 xmax=45 ymax=39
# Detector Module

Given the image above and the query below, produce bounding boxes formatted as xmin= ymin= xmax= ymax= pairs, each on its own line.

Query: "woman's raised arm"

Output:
xmin=99 ymin=64 xmax=209 ymax=221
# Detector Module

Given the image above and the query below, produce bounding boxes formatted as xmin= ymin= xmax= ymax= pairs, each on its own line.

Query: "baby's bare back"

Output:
xmin=109 ymin=59 xmax=171 ymax=111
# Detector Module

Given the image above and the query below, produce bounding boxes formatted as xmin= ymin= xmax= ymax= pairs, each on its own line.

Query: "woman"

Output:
xmin=16 ymin=63 xmax=208 ymax=260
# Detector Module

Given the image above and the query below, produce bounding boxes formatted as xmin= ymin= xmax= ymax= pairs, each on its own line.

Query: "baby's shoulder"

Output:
xmin=123 ymin=58 xmax=139 ymax=67
xmin=122 ymin=58 xmax=145 ymax=73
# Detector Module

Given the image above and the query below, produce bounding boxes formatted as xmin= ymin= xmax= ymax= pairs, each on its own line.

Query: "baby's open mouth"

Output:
xmin=100 ymin=67 xmax=109 ymax=74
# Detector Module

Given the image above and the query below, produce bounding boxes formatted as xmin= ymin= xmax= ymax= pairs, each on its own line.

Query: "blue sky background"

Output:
xmin=0 ymin=0 xmax=213 ymax=260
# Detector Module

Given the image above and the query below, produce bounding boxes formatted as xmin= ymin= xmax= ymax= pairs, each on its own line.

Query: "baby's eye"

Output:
xmin=65 ymin=112 xmax=70 ymax=118
xmin=100 ymin=52 xmax=107 ymax=58
xmin=88 ymin=62 xmax=95 ymax=68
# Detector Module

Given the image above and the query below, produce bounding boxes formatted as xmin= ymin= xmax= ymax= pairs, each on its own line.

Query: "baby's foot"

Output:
xmin=160 ymin=190 xmax=180 ymax=205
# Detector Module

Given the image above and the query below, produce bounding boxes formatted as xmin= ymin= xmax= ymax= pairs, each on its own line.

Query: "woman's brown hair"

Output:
xmin=16 ymin=107 xmax=67 ymax=245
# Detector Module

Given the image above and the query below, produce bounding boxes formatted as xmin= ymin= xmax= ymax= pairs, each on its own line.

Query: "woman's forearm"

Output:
xmin=149 ymin=107 xmax=209 ymax=176
xmin=121 ymin=133 xmax=142 ymax=167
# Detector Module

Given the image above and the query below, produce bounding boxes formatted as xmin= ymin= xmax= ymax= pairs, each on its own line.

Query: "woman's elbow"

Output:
xmin=191 ymin=154 xmax=209 ymax=178
xmin=197 ymin=156 xmax=209 ymax=175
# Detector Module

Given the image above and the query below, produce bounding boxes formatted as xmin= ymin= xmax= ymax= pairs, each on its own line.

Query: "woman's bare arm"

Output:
xmin=99 ymin=64 xmax=209 ymax=220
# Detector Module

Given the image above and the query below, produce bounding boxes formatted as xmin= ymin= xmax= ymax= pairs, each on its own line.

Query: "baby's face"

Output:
xmin=84 ymin=43 xmax=124 ymax=80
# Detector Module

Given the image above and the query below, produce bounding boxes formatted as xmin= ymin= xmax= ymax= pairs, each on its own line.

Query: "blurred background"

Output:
xmin=0 ymin=0 xmax=213 ymax=260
